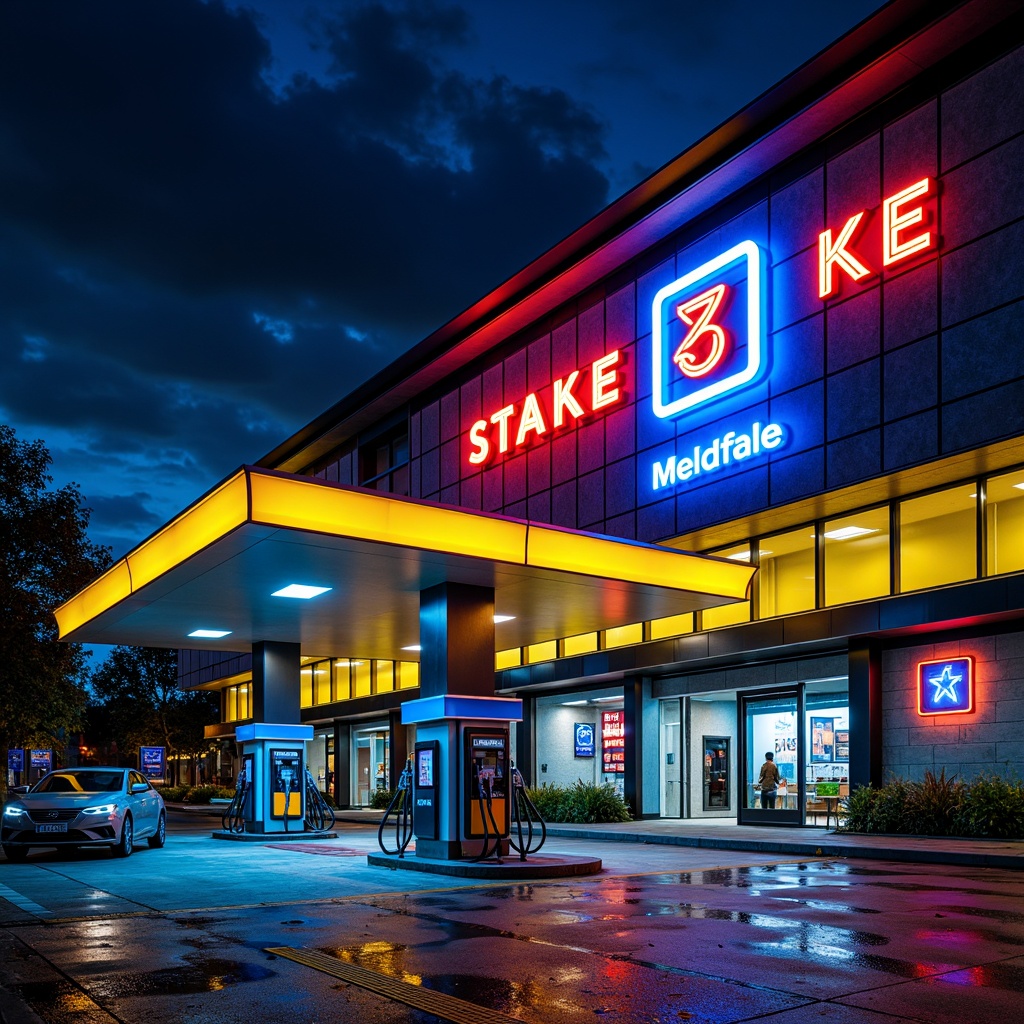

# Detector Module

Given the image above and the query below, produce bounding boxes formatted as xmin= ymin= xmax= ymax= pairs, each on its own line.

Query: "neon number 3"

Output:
xmin=673 ymin=284 xmax=728 ymax=378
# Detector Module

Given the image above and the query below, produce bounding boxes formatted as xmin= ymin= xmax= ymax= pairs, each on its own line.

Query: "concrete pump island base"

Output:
xmin=55 ymin=467 xmax=752 ymax=880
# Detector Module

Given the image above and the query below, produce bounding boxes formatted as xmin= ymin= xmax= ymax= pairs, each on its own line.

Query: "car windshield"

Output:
xmin=32 ymin=770 xmax=124 ymax=794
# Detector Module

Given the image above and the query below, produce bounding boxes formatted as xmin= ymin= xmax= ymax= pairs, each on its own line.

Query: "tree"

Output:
xmin=0 ymin=425 xmax=111 ymax=799
xmin=89 ymin=646 xmax=218 ymax=785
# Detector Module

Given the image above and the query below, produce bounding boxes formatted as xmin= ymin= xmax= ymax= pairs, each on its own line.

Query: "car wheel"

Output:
xmin=113 ymin=814 xmax=133 ymax=858
xmin=2 ymin=844 xmax=28 ymax=862
xmin=148 ymin=811 xmax=166 ymax=849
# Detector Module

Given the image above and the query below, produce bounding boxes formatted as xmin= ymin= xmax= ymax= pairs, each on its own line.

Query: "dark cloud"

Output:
xmin=0 ymin=0 xmax=879 ymax=555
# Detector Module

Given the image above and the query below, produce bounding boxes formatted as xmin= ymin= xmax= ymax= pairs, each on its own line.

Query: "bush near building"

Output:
xmin=841 ymin=771 xmax=1024 ymax=839
xmin=526 ymin=781 xmax=632 ymax=824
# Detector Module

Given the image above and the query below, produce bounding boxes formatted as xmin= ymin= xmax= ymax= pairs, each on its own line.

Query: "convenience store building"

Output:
xmin=58 ymin=0 xmax=1024 ymax=825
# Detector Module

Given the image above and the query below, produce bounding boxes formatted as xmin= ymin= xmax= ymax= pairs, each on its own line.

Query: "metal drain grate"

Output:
xmin=266 ymin=946 xmax=529 ymax=1024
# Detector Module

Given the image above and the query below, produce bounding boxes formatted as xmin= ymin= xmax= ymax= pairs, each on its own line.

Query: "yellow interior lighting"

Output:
xmin=525 ymin=525 xmax=753 ymax=599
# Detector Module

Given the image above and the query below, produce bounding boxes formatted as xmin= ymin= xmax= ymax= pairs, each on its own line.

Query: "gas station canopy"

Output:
xmin=56 ymin=467 xmax=755 ymax=660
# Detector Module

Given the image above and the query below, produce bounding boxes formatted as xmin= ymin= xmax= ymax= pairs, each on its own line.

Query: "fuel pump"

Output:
xmin=221 ymin=756 xmax=253 ymax=834
xmin=270 ymin=748 xmax=302 ymax=832
xmin=463 ymin=729 xmax=509 ymax=861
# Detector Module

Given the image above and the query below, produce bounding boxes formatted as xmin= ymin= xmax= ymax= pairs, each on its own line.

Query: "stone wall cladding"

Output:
xmin=881 ymin=631 xmax=1024 ymax=781
xmin=393 ymin=42 xmax=1024 ymax=546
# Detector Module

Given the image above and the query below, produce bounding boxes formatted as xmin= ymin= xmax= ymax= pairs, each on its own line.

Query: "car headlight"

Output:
xmin=82 ymin=803 xmax=117 ymax=815
xmin=3 ymin=805 xmax=26 ymax=819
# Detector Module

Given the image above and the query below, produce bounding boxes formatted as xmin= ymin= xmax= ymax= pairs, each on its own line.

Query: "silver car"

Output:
xmin=2 ymin=767 xmax=166 ymax=861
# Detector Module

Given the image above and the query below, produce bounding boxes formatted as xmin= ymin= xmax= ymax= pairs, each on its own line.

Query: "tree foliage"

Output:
xmin=89 ymin=646 xmax=219 ymax=784
xmin=0 ymin=425 xmax=110 ymax=794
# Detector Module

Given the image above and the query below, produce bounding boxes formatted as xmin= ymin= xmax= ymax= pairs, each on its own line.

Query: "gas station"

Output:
xmin=55 ymin=465 xmax=754 ymax=872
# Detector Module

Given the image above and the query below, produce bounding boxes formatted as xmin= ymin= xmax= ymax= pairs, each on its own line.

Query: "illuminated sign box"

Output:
xmin=652 ymin=239 xmax=765 ymax=420
xmin=917 ymin=657 xmax=974 ymax=716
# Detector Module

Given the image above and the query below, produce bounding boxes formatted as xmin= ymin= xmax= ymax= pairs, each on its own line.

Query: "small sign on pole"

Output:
xmin=140 ymin=746 xmax=166 ymax=780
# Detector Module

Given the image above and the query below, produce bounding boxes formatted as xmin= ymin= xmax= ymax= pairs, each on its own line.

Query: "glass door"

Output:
xmin=739 ymin=690 xmax=802 ymax=825
xmin=660 ymin=699 xmax=682 ymax=817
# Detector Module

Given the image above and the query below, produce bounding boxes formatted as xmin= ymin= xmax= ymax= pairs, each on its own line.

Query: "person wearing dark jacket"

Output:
xmin=758 ymin=751 xmax=781 ymax=809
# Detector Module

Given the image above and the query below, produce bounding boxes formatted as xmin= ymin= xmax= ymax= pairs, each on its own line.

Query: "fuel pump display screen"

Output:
xmin=270 ymin=748 xmax=302 ymax=820
xmin=413 ymin=741 xmax=440 ymax=841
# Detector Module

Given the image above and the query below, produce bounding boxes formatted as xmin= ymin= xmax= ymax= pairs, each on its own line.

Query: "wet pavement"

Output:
xmin=0 ymin=812 xmax=1022 ymax=1023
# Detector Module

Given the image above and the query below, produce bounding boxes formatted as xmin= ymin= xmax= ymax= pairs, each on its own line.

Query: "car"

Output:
xmin=2 ymin=767 xmax=166 ymax=861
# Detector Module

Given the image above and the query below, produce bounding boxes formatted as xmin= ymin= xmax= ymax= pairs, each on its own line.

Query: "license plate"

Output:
xmin=35 ymin=823 xmax=68 ymax=834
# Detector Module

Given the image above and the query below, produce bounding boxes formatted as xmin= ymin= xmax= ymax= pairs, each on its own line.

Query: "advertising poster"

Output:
xmin=601 ymin=710 xmax=625 ymax=774
xmin=811 ymin=718 xmax=835 ymax=763
xmin=140 ymin=746 xmax=166 ymax=779
xmin=574 ymin=722 xmax=595 ymax=758
xmin=29 ymin=749 xmax=52 ymax=773
xmin=7 ymin=749 xmax=24 ymax=773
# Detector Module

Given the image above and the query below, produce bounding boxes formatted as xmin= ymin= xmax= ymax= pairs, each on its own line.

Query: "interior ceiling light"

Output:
xmin=823 ymin=526 xmax=876 ymax=540
xmin=726 ymin=551 xmax=751 ymax=561
xmin=272 ymin=584 xmax=333 ymax=599
xmin=1014 ymin=483 xmax=1024 ymax=490
xmin=334 ymin=659 xmax=364 ymax=666
xmin=493 ymin=614 xmax=515 ymax=623
xmin=188 ymin=629 xmax=232 ymax=639
xmin=401 ymin=645 xmax=422 ymax=652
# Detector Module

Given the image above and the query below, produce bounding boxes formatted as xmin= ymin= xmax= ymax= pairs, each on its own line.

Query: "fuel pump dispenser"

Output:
xmin=231 ymin=723 xmax=313 ymax=834
xmin=396 ymin=694 xmax=522 ymax=862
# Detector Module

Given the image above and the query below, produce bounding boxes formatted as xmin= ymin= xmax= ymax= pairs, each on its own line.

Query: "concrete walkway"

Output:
xmin=179 ymin=803 xmax=1024 ymax=869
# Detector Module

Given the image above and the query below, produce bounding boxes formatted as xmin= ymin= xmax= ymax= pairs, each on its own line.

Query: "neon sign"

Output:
xmin=653 ymin=240 xmax=766 ymax=420
xmin=652 ymin=421 xmax=785 ymax=490
xmin=819 ymin=177 xmax=936 ymax=298
xmin=673 ymin=284 xmax=729 ymax=378
xmin=917 ymin=657 xmax=974 ymax=716
xmin=468 ymin=350 xmax=623 ymax=465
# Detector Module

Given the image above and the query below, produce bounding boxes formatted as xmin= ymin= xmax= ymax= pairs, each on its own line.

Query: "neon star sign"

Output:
xmin=917 ymin=656 xmax=974 ymax=716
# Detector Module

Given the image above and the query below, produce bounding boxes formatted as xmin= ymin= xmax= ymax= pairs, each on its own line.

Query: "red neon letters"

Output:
xmin=468 ymin=350 xmax=622 ymax=465
xmin=673 ymin=284 xmax=729 ymax=378
xmin=818 ymin=177 xmax=935 ymax=298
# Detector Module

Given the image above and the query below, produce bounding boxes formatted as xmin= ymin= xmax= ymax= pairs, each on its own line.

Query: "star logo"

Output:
xmin=918 ymin=656 xmax=974 ymax=716
xmin=928 ymin=664 xmax=962 ymax=704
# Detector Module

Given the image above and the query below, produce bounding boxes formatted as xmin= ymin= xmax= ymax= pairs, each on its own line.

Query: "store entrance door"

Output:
xmin=352 ymin=723 xmax=389 ymax=807
xmin=739 ymin=690 xmax=801 ymax=825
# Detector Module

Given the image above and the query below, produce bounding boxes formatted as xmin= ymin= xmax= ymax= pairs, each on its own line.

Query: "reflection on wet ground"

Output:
xmin=6 ymin=854 xmax=1024 ymax=1023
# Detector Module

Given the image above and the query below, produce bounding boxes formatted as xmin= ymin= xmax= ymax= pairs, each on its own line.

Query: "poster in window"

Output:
xmin=601 ymin=710 xmax=625 ymax=774
xmin=574 ymin=722 xmax=595 ymax=758
xmin=811 ymin=717 xmax=835 ymax=763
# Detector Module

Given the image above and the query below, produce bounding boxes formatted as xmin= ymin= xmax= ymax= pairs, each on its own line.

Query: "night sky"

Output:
xmin=1 ymin=0 xmax=881 ymax=559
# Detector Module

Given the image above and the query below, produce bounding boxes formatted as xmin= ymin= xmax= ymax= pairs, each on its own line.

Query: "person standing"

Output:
xmin=758 ymin=751 xmax=781 ymax=809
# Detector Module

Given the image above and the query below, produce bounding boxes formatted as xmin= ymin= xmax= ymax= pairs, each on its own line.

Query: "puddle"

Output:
xmin=86 ymin=956 xmax=275 ymax=997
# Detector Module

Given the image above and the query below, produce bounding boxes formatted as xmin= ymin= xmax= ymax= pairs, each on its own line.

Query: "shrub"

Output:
xmin=841 ymin=771 xmax=1024 ymax=838
xmin=525 ymin=781 xmax=632 ymax=824
xmin=952 ymin=774 xmax=1024 ymax=839
xmin=369 ymin=787 xmax=396 ymax=810
xmin=158 ymin=785 xmax=190 ymax=802
xmin=183 ymin=785 xmax=219 ymax=805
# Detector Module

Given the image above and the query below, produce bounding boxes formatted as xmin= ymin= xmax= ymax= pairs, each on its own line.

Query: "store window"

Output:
xmin=804 ymin=680 xmax=849 ymax=826
xmin=702 ymin=736 xmax=730 ymax=812
xmin=604 ymin=623 xmax=643 ymax=648
xmin=352 ymin=659 xmax=371 ymax=697
xmin=649 ymin=613 xmax=693 ymax=640
xmin=986 ymin=469 xmax=1024 ymax=576
xmin=527 ymin=640 xmax=558 ymax=663
xmin=900 ymin=485 xmax=977 ymax=592
xmin=702 ymin=544 xmax=751 ymax=629
xmin=397 ymin=661 xmax=419 ymax=689
xmin=300 ymin=664 xmax=313 ymax=708
xmin=352 ymin=723 xmax=389 ymax=806
xmin=741 ymin=691 xmax=798 ymax=821
xmin=824 ymin=506 xmax=890 ymax=604
xmin=375 ymin=660 xmax=395 ymax=693
xmin=313 ymin=660 xmax=331 ymax=704
xmin=496 ymin=648 xmax=521 ymax=669
xmin=758 ymin=527 xmax=815 ymax=617
xmin=334 ymin=660 xmax=351 ymax=701
xmin=224 ymin=682 xmax=251 ymax=722
xmin=533 ymin=689 xmax=623 ymax=795
xmin=563 ymin=632 xmax=598 ymax=656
